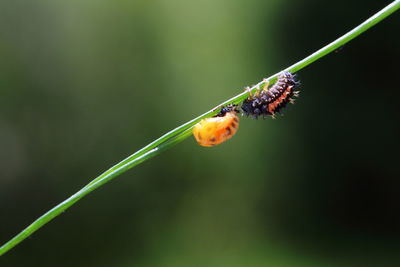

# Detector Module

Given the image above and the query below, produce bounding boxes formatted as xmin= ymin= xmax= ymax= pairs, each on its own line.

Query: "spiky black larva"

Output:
xmin=241 ymin=72 xmax=299 ymax=118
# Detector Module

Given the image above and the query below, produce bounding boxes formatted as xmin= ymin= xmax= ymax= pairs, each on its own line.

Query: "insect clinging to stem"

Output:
xmin=192 ymin=104 xmax=240 ymax=147
xmin=241 ymin=71 xmax=299 ymax=119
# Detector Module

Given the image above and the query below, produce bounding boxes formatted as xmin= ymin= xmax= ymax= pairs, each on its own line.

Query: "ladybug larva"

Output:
xmin=241 ymin=71 xmax=299 ymax=118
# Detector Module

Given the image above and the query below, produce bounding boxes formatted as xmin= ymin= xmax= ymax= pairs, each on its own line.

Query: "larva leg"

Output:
xmin=261 ymin=79 xmax=270 ymax=93
xmin=244 ymin=86 xmax=253 ymax=98
xmin=254 ymin=84 xmax=263 ymax=98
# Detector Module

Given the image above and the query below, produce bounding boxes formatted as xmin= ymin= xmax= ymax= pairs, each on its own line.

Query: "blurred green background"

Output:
xmin=1 ymin=0 xmax=399 ymax=266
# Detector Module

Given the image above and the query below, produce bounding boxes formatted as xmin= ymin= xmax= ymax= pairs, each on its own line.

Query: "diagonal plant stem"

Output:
xmin=1 ymin=0 xmax=399 ymax=256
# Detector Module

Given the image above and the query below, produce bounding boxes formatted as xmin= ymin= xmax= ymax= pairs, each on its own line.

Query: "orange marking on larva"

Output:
xmin=268 ymin=85 xmax=293 ymax=114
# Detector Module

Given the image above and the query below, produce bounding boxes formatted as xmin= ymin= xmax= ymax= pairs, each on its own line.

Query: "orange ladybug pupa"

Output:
xmin=192 ymin=105 xmax=239 ymax=147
